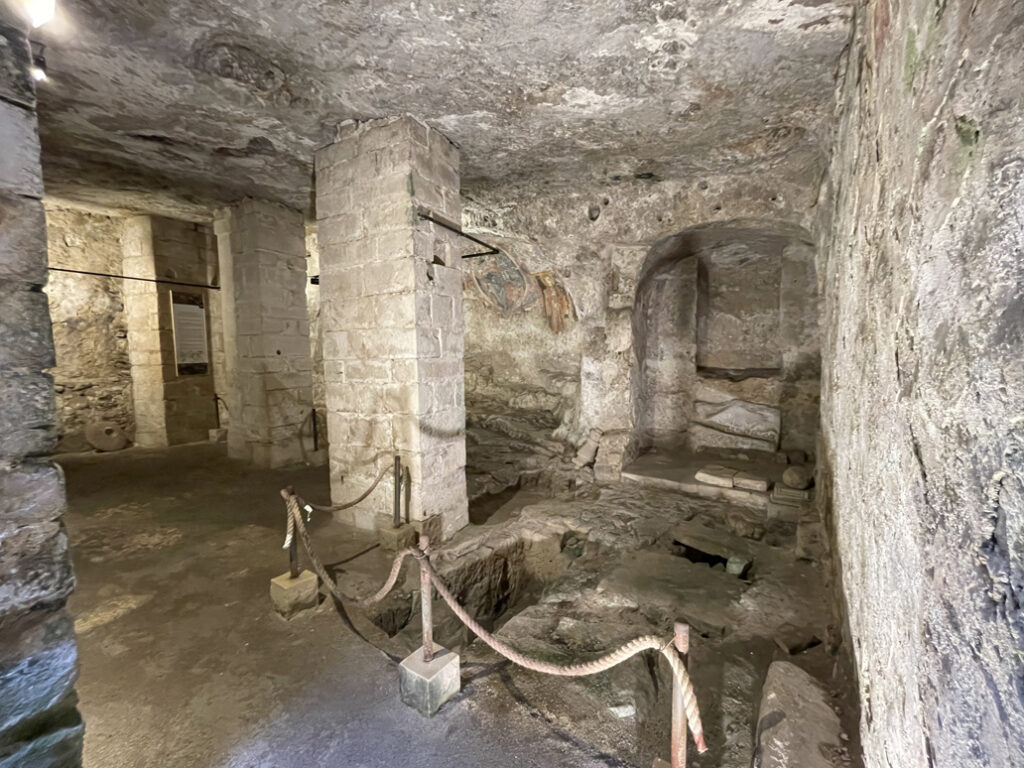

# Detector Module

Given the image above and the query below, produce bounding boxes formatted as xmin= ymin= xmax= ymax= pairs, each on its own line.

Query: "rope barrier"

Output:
xmin=279 ymin=488 xmax=707 ymax=754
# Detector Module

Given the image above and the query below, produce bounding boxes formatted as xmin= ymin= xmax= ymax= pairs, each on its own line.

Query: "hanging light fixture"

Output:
xmin=25 ymin=0 xmax=56 ymax=28
xmin=29 ymin=41 xmax=47 ymax=81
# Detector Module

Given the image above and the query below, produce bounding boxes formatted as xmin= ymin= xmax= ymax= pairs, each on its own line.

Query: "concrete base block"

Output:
xmin=399 ymin=646 xmax=460 ymax=716
xmin=378 ymin=523 xmax=417 ymax=551
xmin=270 ymin=570 xmax=319 ymax=619
xmin=208 ymin=427 xmax=227 ymax=443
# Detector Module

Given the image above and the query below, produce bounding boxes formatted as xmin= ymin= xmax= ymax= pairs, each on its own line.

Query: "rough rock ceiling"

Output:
xmin=31 ymin=0 xmax=853 ymax=219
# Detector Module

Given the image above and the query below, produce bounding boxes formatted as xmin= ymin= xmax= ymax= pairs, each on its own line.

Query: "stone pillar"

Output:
xmin=214 ymin=199 xmax=316 ymax=468
xmin=315 ymin=116 xmax=468 ymax=539
xmin=122 ymin=216 xmax=218 ymax=447
xmin=0 ymin=5 xmax=83 ymax=764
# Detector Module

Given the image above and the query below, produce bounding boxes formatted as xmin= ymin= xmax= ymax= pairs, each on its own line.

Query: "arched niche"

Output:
xmin=629 ymin=219 xmax=818 ymax=459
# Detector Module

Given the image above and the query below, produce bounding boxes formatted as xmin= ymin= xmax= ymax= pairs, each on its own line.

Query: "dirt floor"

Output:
xmin=61 ymin=443 xmax=638 ymax=768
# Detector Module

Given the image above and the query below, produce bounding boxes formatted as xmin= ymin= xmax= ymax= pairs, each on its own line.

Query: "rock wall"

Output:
xmin=44 ymin=205 xmax=133 ymax=451
xmin=819 ymin=2 xmax=1024 ymax=766
xmin=0 ymin=5 xmax=83 ymax=764
xmin=463 ymin=170 xmax=822 ymax=481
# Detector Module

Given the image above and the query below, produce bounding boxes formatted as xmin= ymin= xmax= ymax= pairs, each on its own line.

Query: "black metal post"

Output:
xmin=311 ymin=408 xmax=318 ymax=451
xmin=393 ymin=455 xmax=402 ymax=528
xmin=213 ymin=394 xmax=221 ymax=429
xmin=289 ymin=531 xmax=299 ymax=579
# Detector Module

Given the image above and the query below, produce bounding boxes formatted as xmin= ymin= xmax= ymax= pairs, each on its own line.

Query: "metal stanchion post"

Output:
xmin=671 ymin=621 xmax=690 ymax=768
xmin=393 ymin=455 xmax=402 ymax=528
xmin=420 ymin=536 xmax=434 ymax=662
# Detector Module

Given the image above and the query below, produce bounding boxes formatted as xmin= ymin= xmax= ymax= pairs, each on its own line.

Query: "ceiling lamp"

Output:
xmin=25 ymin=0 xmax=55 ymax=28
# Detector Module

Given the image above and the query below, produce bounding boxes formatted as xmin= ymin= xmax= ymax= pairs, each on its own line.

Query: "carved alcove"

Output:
xmin=630 ymin=220 xmax=819 ymax=460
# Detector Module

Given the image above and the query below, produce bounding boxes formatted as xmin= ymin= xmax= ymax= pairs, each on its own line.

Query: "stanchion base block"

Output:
xmin=269 ymin=570 xmax=318 ymax=619
xmin=399 ymin=646 xmax=460 ymax=716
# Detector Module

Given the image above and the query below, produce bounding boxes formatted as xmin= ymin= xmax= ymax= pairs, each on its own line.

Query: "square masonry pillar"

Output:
xmin=214 ymin=199 xmax=316 ymax=468
xmin=315 ymin=116 xmax=468 ymax=540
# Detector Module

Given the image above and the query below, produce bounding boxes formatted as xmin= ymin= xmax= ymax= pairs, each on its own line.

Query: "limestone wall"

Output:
xmin=44 ymin=204 xmax=133 ymax=451
xmin=819 ymin=2 xmax=1024 ymax=766
xmin=0 ymin=5 xmax=83 ymax=764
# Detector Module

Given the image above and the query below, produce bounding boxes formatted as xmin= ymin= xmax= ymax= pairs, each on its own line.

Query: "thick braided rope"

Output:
xmin=281 ymin=490 xmax=707 ymax=753
xmin=417 ymin=552 xmax=706 ymax=752
xmin=283 ymin=463 xmax=392 ymax=548
xmin=359 ymin=547 xmax=418 ymax=607
xmin=282 ymin=492 xmax=349 ymax=605
xmin=297 ymin=462 xmax=392 ymax=515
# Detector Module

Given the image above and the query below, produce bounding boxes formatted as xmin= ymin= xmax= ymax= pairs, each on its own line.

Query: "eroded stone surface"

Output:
xmin=45 ymin=205 xmax=134 ymax=452
xmin=33 ymin=1 xmax=852 ymax=217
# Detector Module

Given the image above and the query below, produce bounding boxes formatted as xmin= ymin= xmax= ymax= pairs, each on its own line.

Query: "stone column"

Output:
xmin=122 ymin=216 xmax=218 ymax=447
xmin=214 ymin=199 xmax=316 ymax=468
xmin=315 ymin=116 xmax=468 ymax=540
xmin=0 ymin=5 xmax=83 ymax=764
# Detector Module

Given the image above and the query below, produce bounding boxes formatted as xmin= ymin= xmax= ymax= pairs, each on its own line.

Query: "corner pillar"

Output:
xmin=315 ymin=116 xmax=468 ymax=539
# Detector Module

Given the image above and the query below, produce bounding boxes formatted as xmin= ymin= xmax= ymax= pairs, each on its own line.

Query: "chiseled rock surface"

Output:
xmin=817 ymin=2 xmax=1024 ymax=766
xmin=34 ymin=0 xmax=851 ymax=217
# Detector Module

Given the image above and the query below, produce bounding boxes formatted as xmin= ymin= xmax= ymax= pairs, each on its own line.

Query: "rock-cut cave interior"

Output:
xmin=1 ymin=1 xmax=1021 ymax=767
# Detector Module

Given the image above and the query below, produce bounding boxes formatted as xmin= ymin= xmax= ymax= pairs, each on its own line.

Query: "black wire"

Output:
xmin=48 ymin=266 xmax=221 ymax=291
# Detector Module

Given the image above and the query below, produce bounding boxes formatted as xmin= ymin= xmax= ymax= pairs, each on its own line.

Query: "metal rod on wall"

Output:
xmin=48 ymin=266 xmax=221 ymax=291
xmin=415 ymin=208 xmax=500 ymax=259
xmin=305 ymin=206 xmax=503 ymax=283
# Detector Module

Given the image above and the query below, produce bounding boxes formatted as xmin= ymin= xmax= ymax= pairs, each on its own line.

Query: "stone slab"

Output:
xmin=693 ymin=398 xmax=781 ymax=446
xmin=733 ymin=471 xmax=771 ymax=492
xmin=399 ymin=646 xmax=460 ymax=716
xmin=694 ymin=464 xmax=737 ymax=488
xmin=689 ymin=423 xmax=776 ymax=454
xmin=269 ymin=569 xmax=319 ymax=619
xmin=771 ymin=486 xmax=812 ymax=503
xmin=754 ymin=661 xmax=843 ymax=768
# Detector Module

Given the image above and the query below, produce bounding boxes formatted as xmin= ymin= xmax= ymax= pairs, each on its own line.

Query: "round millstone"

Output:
xmin=84 ymin=421 xmax=129 ymax=452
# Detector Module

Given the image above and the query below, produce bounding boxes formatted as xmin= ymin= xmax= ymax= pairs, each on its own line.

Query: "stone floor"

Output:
xmin=60 ymin=441 xmax=858 ymax=768
xmin=622 ymin=447 xmax=795 ymax=510
xmin=60 ymin=443 xmax=637 ymax=768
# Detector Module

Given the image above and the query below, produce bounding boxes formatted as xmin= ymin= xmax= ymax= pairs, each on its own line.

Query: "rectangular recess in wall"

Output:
xmin=171 ymin=291 xmax=209 ymax=375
